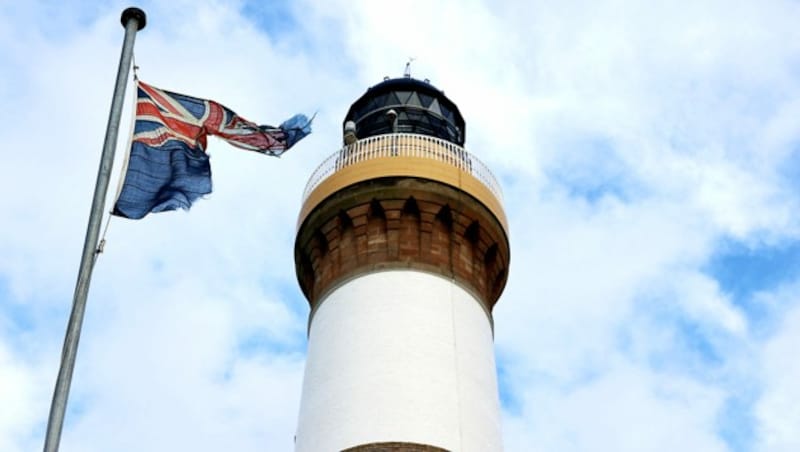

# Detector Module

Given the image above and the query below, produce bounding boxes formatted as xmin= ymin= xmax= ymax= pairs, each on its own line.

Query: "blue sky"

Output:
xmin=1 ymin=1 xmax=800 ymax=451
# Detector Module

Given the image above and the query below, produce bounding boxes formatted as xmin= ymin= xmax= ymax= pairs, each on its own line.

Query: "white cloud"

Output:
xmin=503 ymin=361 xmax=728 ymax=452
xmin=0 ymin=341 xmax=44 ymax=452
xmin=755 ymin=287 xmax=800 ymax=452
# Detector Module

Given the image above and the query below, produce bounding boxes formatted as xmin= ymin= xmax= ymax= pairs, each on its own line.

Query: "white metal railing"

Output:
xmin=301 ymin=133 xmax=503 ymax=203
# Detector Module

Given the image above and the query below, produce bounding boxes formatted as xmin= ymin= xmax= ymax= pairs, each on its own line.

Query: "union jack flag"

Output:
xmin=113 ymin=80 xmax=311 ymax=219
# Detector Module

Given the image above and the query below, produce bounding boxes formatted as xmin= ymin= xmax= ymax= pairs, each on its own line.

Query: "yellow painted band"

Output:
xmin=297 ymin=156 xmax=508 ymax=232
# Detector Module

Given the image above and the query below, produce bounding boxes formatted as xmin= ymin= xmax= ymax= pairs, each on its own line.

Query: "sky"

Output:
xmin=1 ymin=0 xmax=799 ymax=451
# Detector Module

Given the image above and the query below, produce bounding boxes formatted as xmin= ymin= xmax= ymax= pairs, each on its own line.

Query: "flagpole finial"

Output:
xmin=121 ymin=7 xmax=146 ymax=30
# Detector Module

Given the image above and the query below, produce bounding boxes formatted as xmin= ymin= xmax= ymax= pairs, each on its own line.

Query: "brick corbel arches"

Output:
xmin=295 ymin=176 xmax=510 ymax=319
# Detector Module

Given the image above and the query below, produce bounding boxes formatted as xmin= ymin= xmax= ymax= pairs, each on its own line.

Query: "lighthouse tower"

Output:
xmin=293 ymin=76 xmax=510 ymax=452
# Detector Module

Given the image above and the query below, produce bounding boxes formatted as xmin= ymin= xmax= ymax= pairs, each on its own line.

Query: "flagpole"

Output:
xmin=43 ymin=8 xmax=146 ymax=452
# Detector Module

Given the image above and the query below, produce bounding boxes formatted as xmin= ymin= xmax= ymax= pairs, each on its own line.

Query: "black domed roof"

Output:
xmin=344 ymin=77 xmax=466 ymax=146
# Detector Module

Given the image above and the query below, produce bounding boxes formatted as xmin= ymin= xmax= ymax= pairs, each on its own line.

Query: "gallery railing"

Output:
xmin=301 ymin=133 xmax=503 ymax=204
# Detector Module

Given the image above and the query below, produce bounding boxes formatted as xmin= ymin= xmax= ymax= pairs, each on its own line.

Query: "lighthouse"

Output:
xmin=293 ymin=76 xmax=510 ymax=451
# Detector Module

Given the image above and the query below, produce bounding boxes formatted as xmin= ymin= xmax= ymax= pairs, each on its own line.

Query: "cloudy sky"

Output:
xmin=2 ymin=0 xmax=800 ymax=451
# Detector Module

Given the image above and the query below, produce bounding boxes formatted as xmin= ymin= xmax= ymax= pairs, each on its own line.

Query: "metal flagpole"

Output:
xmin=43 ymin=8 xmax=146 ymax=452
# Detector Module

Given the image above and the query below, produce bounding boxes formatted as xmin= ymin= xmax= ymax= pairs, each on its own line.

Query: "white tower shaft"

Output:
xmin=295 ymin=270 xmax=502 ymax=451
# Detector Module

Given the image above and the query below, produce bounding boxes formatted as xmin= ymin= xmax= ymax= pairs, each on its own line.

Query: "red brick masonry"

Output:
xmin=295 ymin=177 xmax=510 ymax=316
xmin=342 ymin=441 xmax=450 ymax=451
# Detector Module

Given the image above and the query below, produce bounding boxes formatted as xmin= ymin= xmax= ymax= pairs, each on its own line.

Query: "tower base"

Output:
xmin=342 ymin=442 xmax=449 ymax=451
